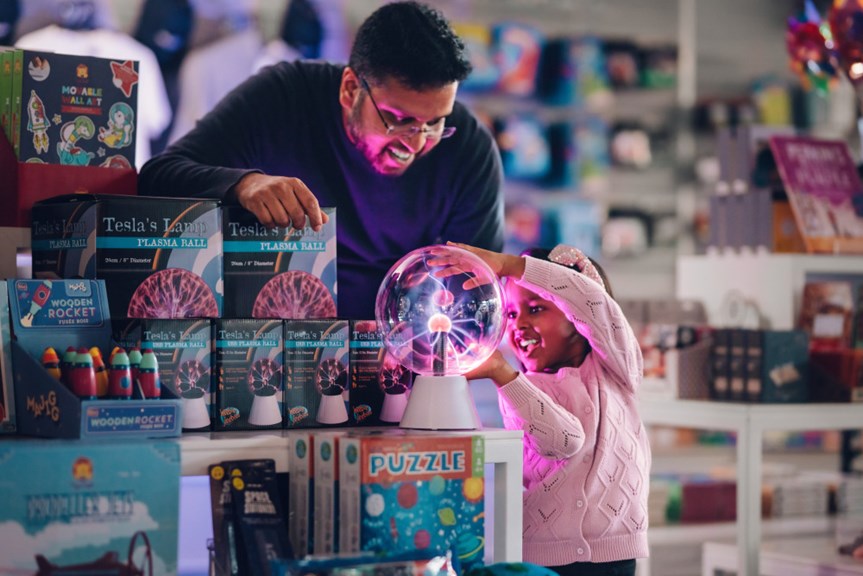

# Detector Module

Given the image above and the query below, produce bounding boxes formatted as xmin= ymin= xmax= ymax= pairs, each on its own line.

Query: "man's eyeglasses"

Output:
xmin=360 ymin=77 xmax=456 ymax=140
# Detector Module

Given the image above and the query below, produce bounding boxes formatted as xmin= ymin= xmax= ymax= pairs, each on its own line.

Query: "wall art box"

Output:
xmin=215 ymin=318 xmax=284 ymax=431
xmin=31 ymin=194 xmax=223 ymax=319
xmin=0 ymin=49 xmax=138 ymax=227
xmin=222 ymin=206 xmax=336 ymax=318
xmin=0 ymin=440 xmax=181 ymax=575
xmin=9 ymin=49 xmax=138 ymax=167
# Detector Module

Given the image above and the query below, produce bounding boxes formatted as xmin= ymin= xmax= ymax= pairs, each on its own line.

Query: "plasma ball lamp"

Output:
xmin=375 ymin=245 xmax=505 ymax=430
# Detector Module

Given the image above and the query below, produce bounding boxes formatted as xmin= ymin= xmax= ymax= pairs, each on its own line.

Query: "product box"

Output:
xmin=313 ymin=432 xmax=344 ymax=555
xmin=809 ymin=348 xmax=863 ymax=403
xmin=287 ymin=431 xmax=315 ymax=556
xmin=209 ymin=459 xmax=292 ymax=576
xmin=0 ymin=280 xmax=15 ymax=433
xmin=8 ymin=278 xmax=181 ymax=439
xmin=349 ymin=320 xmax=411 ymax=426
xmin=284 ymin=319 xmax=349 ymax=428
xmin=31 ymin=194 xmax=223 ymax=319
xmin=339 ymin=433 xmax=486 ymax=571
xmin=215 ymin=318 xmax=284 ymax=431
xmin=1 ymin=48 xmax=12 ymax=144
xmin=710 ymin=328 xmax=731 ymax=400
xmin=113 ymin=318 xmax=214 ymax=430
xmin=222 ymin=205 xmax=337 ymax=318
xmin=746 ymin=329 xmax=810 ymax=403
xmin=228 ymin=459 xmax=294 ymax=574
xmin=9 ymin=49 xmax=139 ymax=166
xmin=0 ymin=440 xmax=181 ymax=574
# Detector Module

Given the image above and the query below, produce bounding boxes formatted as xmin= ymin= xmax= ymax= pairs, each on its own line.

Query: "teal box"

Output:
xmin=284 ymin=319 xmax=349 ymax=428
xmin=0 ymin=280 xmax=15 ymax=433
xmin=31 ymin=194 xmax=223 ymax=319
xmin=215 ymin=318 xmax=285 ymax=430
xmin=0 ymin=440 xmax=180 ymax=574
xmin=8 ymin=279 xmax=181 ymax=439
xmin=222 ymin=206 xmax=337 ymax=318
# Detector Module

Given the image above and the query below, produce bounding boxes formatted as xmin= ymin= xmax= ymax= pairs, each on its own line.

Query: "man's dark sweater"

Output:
xmin=138 ymin=61 xmax=504 ymax=319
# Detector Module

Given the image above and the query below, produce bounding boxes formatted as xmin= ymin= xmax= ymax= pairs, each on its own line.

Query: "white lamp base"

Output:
xmin=317 ymin=394 xmax=348 ymax=424
xmin=399 ymin=375 xmax=481 ymax=430
xmin=249 ymin=394 xmax=282 ymax=427
xmin=182 ymin=396 xmax=211 ymax=430
xmin=380 ymin=391 xmax=409 ymax=423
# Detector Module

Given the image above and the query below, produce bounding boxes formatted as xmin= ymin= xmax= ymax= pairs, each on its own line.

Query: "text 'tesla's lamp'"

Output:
xmin=375 ymin=245 xmax=505 ymax=430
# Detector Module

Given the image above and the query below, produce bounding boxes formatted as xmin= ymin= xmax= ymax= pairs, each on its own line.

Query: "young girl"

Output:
xmin=449 ymin=241 xmax=650 ymax=576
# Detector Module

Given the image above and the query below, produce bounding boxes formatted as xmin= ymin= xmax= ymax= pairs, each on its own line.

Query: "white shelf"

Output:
xmin=650 ymin=516 xmax=834 ymax=547
xmin=703 ymin=536 xmax=863 ymax=576
xmin=177 ymin=427 xmax=524 ymax=564
xmin=638 ymin=397 xmax=863 ymax=576
xmin=676 ymin=252 xmax=863 ymax=329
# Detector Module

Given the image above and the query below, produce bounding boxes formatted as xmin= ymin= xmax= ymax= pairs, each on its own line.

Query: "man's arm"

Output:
xmin=138 ymin=64 xmax=327 ymax=231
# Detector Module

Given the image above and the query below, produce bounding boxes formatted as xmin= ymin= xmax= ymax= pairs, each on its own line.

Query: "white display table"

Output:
xmin=178 ymin=427 xmax=524 ymax=563
xmin=703 ymin=536 xmax=863 ymax=576
xmin=639 ymin=396 xmax=863 ymax=576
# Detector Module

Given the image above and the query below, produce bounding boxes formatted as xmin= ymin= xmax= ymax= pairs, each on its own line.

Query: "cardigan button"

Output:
xmin=577 ymin=499 xmax=584 ymax=508
xmin=577 ymin=547 xmax=584 ymax=555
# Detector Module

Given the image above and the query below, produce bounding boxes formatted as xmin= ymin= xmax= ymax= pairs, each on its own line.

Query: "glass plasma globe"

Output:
xmin=375 ymin=245 xmax=505 ymax=376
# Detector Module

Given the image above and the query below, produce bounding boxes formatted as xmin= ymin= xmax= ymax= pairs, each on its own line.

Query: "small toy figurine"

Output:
xmin=89 ymin=347 xmax=109 ymax=397
xmin=68 ymin=348 xmax=97 ymax=399
xmin=108 ymin=348 xmax=133 ymax=400
xmin=60 ymin=346 xmax=78 ymax=385
xmin=41 ymin=347 xmax=62 ymax=380
xmin=138 ymin=349 xmax=161 ymax=399
xmin=128 ymin=347 xmax=143 ymax=389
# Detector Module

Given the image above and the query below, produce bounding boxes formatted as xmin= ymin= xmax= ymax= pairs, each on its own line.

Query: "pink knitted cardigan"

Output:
xmin=497 ymin=256 xmax=651 ymax=565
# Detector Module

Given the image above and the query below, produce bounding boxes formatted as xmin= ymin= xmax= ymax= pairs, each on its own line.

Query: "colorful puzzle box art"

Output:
xmin=339 ymin=433 xmax=486 ymax=571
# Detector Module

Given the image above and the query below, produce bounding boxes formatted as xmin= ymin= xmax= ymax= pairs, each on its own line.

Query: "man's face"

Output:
xmin=341 ymin=70 xmax=457 ymax=176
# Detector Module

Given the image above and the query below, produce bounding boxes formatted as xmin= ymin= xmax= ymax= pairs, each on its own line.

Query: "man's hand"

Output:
xmin=232 ymin=173 xmax=329 ymax=231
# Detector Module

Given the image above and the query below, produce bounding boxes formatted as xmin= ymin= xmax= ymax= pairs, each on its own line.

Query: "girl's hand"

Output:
xmin=465 ymin=350 xmax=519 ymax=388
xmin=429 ymin=242 xmax=525 ymax=289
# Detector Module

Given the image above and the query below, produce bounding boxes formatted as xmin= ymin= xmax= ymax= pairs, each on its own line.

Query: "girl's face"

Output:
xmin=504 ymin=282 xmax=589 ymax=373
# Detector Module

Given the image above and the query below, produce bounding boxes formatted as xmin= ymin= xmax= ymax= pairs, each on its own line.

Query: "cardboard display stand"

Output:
xmin=8 ymin=278 xmax=181 ymax=439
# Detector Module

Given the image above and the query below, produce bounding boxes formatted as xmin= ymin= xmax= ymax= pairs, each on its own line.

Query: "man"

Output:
xmin=138 ymin=1 xmax=504 ymax=319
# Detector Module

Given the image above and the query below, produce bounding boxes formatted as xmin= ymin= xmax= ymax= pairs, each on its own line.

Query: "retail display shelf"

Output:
xmin=677 ymin=252 xmax=863 ymax=329
xmin=638 ymin=396 xmax=863 ymax=576
xmin=649 ymin=516 xmax=833 ymax=547
xmin=702 ymin=535 xmax=863 ymax=576
xmin=177 ymin=427 xmax=525 ymax=563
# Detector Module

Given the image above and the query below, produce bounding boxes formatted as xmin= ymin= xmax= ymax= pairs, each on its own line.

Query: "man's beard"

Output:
xmin=347 ymin=99 xmax=419 ymax=177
